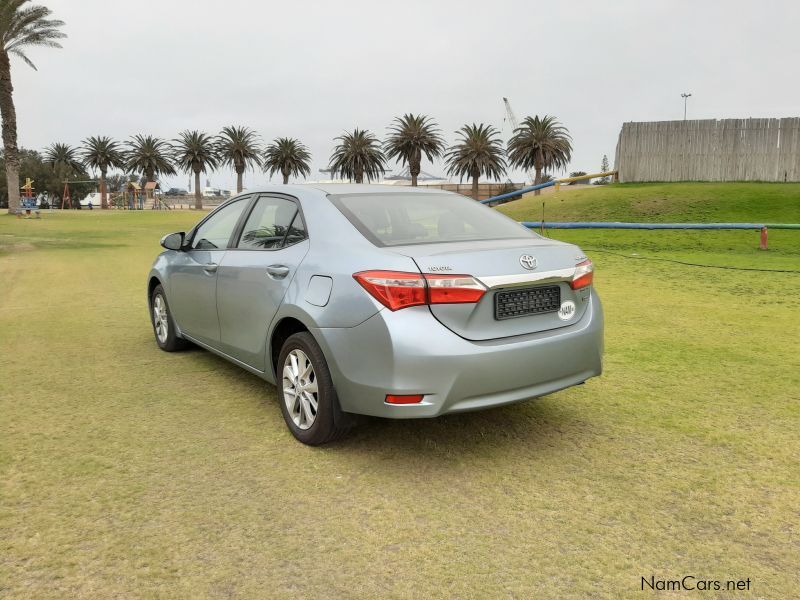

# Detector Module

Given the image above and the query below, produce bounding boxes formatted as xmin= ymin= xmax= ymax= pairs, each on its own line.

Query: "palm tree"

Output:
xmin=329 ymin=128 xmax=386 ymax=183
xmin=81 ymin=136 xmax=124 ymax=209
xmin=444 ymin=124 xmax=507 ymax=200
xmin=44 ymin=142 xmax=84 ymax=208
xmin=384 ymin=114 xmax=444 ymax=186
xmin=0 ymin=1 xmax=65 ymax=214
xmin=216 ymin=126 xmax=261 ymax=193
xmin=124 ymin=134 xmax=176 ymax=184
xmin=44 ymin=142 xmax=83 ymax=176
xmin=173 ymin=130 xmax=219 ymax=210
xmin=263 ymin=137 xmax=311 ymax=184
xmin=507 ymin=115 xmax=572 ymax=195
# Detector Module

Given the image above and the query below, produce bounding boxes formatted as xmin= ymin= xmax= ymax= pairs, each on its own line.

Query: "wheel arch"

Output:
xmin=269 ymin=314 xmax=360 ymax=434
xmin=147 ymin=275 xmax=163 ymax=307
xmin=269 ymin=316 xmax=311 ymax=377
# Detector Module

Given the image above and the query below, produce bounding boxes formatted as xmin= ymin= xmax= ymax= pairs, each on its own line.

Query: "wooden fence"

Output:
xmin=417 ymin=182 xmax=525 ymax=201
xmin=614 ymin=118 xmax=800 ymax=182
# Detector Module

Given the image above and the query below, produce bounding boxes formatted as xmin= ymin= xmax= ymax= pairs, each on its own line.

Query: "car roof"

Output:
xmin=240 ymin=183 xmax=454 ymax=197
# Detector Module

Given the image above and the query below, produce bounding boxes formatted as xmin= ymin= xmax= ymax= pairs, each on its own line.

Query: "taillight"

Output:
xmin=353 ymin=271 xmax=486 ymax=311
xmin=353 ymin=271 xmax=426 ymax=311
xmin=571 ymin=259 xmax=594 ymax=290
xmin=425 ymin=274 xmax=486 ymax=304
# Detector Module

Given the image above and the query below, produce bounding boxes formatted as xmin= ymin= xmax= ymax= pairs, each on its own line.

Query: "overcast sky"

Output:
xmin=13 ymin=0 xmax=800 ymax=191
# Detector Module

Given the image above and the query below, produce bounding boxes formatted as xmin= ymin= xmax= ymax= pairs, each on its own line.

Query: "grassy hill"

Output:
xmin=497 ymin=182 xmax=800 ymax=224
xmin=496 ymin=183 xmax=800 ymax=271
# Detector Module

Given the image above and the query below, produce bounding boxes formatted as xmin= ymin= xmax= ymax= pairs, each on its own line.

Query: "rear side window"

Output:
xmin=329 ymin=193 xmax=534 ymax=247
xmin=238 ymin=196 xmax=306 ymax=250
xmin=283 ymin=211 xmax=307 ymax=247
xmin=191 ymin=199 xmax=248 ymax=250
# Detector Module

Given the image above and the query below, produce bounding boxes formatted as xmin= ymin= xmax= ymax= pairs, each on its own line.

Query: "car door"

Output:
xmin=216 ymin=194 xmax=310 ymax=370
xmin=169 ymin=197 xmax=252 ymax=346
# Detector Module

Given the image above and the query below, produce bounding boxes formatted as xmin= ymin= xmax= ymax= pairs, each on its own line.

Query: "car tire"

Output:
xmin=150 ymin=284 xmax=190 ymax=352
xmin=277 ymin=332 xmax=352 ymax=445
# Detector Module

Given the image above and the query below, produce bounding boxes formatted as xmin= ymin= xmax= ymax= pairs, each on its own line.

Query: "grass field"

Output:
xmin=1 ymin=183 xmax=799 ymax=598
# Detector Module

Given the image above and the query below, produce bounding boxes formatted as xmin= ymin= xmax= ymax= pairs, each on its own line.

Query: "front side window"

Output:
xmin=238 ymin=196 xmax=306 ymax=250
xmin=329 ymin=193 xmax=535 ymax=247
xmin=191 ymin=199 xmax=248 ymax=250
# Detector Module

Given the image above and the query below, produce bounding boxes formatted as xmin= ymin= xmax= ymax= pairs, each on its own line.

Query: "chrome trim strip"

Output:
xmin=477 ymin=267 xmax=576 ymax=290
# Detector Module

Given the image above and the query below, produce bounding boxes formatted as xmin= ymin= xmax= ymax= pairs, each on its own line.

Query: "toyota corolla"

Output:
xmin=148 ymin=184 xmax=604 ymax=445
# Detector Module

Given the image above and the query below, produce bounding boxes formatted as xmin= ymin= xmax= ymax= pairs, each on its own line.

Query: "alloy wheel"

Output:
xmin=282 ymin=349 xmax=319 ymax=430
xmin=153 ymin=294 xmax=169 ymax=344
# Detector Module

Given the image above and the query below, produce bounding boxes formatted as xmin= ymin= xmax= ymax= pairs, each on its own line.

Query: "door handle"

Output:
xmin=203 ymin=262 xmax=218 ymax=273
xmin=266 ymin=265 xmax=290 ymax=279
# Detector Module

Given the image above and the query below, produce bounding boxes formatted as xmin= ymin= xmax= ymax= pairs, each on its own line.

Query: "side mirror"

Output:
xmin=160 ymin=232 xmax=185 ymax=251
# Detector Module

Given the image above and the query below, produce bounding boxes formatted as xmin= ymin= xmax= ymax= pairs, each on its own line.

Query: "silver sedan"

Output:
xmin=148 ymin=185 xmax=603 ymax=445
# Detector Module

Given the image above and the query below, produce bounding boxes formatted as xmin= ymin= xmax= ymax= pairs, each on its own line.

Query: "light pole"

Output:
xmin=681 ymin=93 xmax=692 ymax=120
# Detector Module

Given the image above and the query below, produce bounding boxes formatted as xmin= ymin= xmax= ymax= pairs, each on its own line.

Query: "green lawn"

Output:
xmin=500 ymin=181 xmax=800 ymax=224
xmin=2 ymin=185 xmax=799 ymax=598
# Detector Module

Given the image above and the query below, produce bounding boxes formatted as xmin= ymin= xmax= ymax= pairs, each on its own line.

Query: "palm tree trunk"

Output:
xmin=100 ymin=167 xmax=108 ymax=210
xmin=472 ymin=172 xmax=479 ymax=200
xmin=236 ymin=168 xmax=244 ymax=193
xmin=534 ymin=167 xmax=543 ymax=197
xmin=411 ymin=151 xmax=421 ymax=186
xmin=194 ymin=170 xmax=202 ymax=210
xmin=0 ymin=51 xmax=21 ymax=214
xmin=355 ymin=166 xmax=363 ymax=184
xmin=282 ymin=173 xmax=289 ymax=185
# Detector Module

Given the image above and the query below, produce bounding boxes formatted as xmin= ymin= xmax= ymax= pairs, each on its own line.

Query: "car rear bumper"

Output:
xmin=311 ymin=289 xmax=604 ymax=418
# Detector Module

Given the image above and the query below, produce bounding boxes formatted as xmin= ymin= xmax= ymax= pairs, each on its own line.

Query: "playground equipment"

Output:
xmin=18 ymin=178 xmax=41 ymax=218
xmin=145 ymin=182 xmax=171 ymax=210
xmin=60 ymin=179 xmax=100 ymax=209
xmin=119 ymin=181 xmax=170 ymax=210
xmin=125 ymin=182 xmax=144 ymax=209
xmin=61 ymin=181 xmax=72 ymax=209
xmin=21 ymin=177 xmax=34 ymax=198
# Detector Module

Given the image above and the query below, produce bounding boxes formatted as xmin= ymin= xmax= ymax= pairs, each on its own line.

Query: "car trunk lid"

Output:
xmin=391 ymin=239 xmax=591 ymax=341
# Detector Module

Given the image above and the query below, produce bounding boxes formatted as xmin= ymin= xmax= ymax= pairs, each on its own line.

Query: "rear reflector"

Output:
xmin=353 ymin=271 xmax=486 ymax=311
xmin=385 ymin=394 xmax=424 ymax=405
xmin=571 ymin=259 xmax=594 ymax=290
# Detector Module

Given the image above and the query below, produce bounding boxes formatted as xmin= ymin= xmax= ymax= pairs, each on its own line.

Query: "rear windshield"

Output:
xmin=329 ymin=193 xmax=534 ymax=247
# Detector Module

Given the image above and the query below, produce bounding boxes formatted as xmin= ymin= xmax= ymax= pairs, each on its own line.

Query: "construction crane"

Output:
xmin=503 ymin=97 xmax=535 ymax=184
xmin=502 ymin=97 xmax=520 ymax=132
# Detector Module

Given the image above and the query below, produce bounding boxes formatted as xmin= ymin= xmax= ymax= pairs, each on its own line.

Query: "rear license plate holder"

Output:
xmin=494 ymin=285 xmax=561 ymax=320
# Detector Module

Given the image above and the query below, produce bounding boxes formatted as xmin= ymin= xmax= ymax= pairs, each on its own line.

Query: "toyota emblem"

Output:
xmin=519 ymin=255 xmax=537 ymax=270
